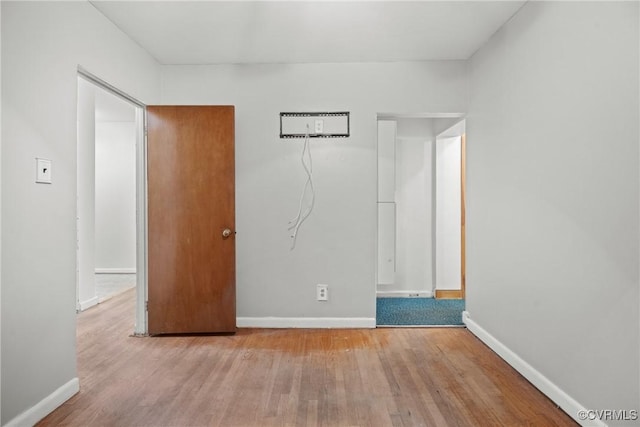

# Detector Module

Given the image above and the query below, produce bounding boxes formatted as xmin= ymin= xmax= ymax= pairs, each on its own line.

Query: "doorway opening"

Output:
xmin=375 ymin=114 xmax=466 ymax=326
xmin=76 ymin=69 xmax=147 ymax=335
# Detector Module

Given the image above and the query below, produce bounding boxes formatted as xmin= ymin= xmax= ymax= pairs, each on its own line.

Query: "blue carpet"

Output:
xmin=376 ymin=298 xmax=465 ymax=326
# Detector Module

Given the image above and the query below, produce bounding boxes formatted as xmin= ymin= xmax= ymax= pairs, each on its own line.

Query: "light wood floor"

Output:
xmin=38 ymin=289 xmax=577 ymax=427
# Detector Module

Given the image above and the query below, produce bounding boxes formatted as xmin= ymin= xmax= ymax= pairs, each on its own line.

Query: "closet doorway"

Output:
xmin=375 ymin=114 xmax=466 ymax=326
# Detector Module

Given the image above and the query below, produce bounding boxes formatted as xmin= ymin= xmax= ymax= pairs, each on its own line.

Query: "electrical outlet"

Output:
xmin=317 ymin=284 xmax=328 ymax=301
xmin=314 ymin=119 xmax=324 ymax=134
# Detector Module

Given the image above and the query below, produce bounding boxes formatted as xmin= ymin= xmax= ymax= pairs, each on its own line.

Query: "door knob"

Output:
xmin=222 ymin=228 xmax=233 ymax=238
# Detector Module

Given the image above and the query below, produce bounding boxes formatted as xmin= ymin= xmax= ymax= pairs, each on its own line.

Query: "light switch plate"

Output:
xmin=36 ymin=158 xmax=52 ymax=184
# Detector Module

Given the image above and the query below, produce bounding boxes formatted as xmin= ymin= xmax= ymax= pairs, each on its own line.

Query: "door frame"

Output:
xmin=434 ymin=131 xmax=466 ymax=300
xmin=77 ymin=67 xmax=148 ymax=335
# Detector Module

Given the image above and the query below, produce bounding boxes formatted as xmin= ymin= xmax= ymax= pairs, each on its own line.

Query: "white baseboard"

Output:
xmin=462 ymin=311 xmax=605 ymax=427
xmin=5 ymin=377 xmax=79 ymax=427
xmin=236 ymin=317 xmax=376 ymax=329
xmin=95 ymin=268 xmax=136 ymax=274
xmin=78 ymin=296 xmax=99 ymax=312
xmin=376 ymin=290 xmax=433 ymax=298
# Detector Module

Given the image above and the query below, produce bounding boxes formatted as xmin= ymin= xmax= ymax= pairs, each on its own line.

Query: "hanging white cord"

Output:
xmin=289 ymin=125 xmax=315 ymax=250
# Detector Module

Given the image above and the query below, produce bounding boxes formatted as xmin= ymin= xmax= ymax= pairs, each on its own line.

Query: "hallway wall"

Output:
xmin=95 ymin=121 xmax=137 ymax=272
xmin=77 ymin=77 xmax=97 ymax=311
xmin=394 ymin=137 xmax=433 ymax=293
xmin=435 ymin=136 xmax=461 ymax=291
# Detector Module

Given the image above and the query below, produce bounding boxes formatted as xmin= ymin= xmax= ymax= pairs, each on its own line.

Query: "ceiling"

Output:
xmin=90 ymin=1 xmax=526 ymax=65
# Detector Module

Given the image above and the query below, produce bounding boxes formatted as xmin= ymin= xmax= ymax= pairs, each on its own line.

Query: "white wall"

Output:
xmin=467 ymin=2 xmax=639 ymax=424
xmin=77 ymin=77 xmax=97 ymax=311
xmin=1 ymin=2 xmax=160 ymax=424
xmin=95 ymin=121 xmax=137 ymax=272
xmin=435 ymin=136 xmax=461 ymax=291
xmin=395 ymin=138 xmax=433 ymax=293
xmin=393 ymin=118 xmax=436 ymax=294
xmin=161 ymin=62 xmax=467 ymax=322
xmin=377 ymin=120 xmax=396 ymax=287
xmin=0 ymin=3 xmax=3 ymax=422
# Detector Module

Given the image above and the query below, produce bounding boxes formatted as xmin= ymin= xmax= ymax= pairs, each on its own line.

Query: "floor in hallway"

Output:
xmin=95 ymin=273 xmax=136 ymax=302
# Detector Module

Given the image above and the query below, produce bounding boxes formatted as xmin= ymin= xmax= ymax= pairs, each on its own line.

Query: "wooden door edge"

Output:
xmin=435 ymin=290 xmax=464 ymax=300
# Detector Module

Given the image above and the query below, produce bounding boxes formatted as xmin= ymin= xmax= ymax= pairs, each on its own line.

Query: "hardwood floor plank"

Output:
xmin=37 ymin=290 xmax=577 ymax=427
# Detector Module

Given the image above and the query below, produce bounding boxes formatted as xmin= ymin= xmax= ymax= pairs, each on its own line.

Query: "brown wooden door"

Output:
xmin=147 ymin=106 xmax=235 ymax=334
